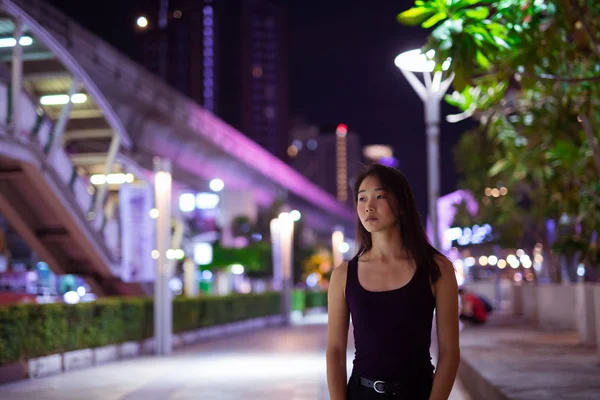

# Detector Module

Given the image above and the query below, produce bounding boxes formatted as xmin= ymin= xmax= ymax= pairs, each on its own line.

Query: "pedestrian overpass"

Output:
xmin=0 ymin=0 xmax=354 ymax=295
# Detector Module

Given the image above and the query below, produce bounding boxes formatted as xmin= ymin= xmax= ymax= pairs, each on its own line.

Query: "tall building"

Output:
xmin=288 ymin=122 xmax=361 ymax=207
xmin=135 ymin=0 xmax=289 ymax=160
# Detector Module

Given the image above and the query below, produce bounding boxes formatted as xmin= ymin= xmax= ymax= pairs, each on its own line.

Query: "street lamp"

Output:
xmin=394 ymin=49 xmax=454 ymax=250
xmin=154 ymin=158 xmax=172 ymax=355
xmin=270 ymin=212 xmax=295 ymax=326
xmin=137 ymin=16 xmax=149 ymax=29
xmin=332 ymin=229 xmax=344 ymax=267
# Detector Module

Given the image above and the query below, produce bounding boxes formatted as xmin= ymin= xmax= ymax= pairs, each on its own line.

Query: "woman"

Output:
xmin=326 ymin=164 xmax=459 ymax=399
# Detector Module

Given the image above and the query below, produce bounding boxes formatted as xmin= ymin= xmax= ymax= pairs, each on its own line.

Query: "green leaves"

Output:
xmin=444 ymin=82 xmax=507 ymax=121
xmin=423 ymin=12 xmax=448 ymax=28
xmin=493 ymin=36 xmax=511 ymax=49
xmin=398 ymin=0 xmax=600 ymax=273
xmin=398 ymin=0 xmax=550 ymax=90
xmin=489 ymin=159 xmax=508 ymax=176
xmin=397 ymin=7 xmax=438 ymax=25
xmin=464 ymin=7 xmax=490 ymax=20
xmin=475 ymin=50 xmax=490 ymax=69
xmin=547 ymin=140 xmax=579 ymax=166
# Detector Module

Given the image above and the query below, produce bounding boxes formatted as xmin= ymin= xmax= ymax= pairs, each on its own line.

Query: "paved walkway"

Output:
xmin=459 ymin=312 xmax=600 ymax=400
xmin=1 ymin=312 xmax=470 ymax=399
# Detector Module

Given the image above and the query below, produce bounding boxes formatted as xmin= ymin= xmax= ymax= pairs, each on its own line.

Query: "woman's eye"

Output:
xmin=377 ymin=195 xmax=386 ymax=199
xmin=358 ymin=197 xmax=365 ymax=202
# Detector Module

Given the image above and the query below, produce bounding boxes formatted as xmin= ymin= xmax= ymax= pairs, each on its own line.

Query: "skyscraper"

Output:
xmin=135 ymin=0 xmax=289 ymax=159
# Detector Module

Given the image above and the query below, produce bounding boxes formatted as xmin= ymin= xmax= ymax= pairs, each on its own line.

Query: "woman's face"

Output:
xmin=357 ymin=175 xmax=398 ymax=233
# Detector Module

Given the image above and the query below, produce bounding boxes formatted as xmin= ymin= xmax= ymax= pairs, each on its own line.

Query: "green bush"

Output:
xmin=0 ymin=292 xmax=281 ymax=366
xmin=292 ymin=290 xmax=306 ymax=311
xmin=23 ymin=303 xmax=68 ymax=359
xmin=305 ymin=290 xmax=328 ymax=309
xmin=0 ymin=291 xmax=329 ymax=366
xmin=171 ymin=293 xmax=279 ymax=333
xmin=0 ymin=303 xmax=28 ymax=365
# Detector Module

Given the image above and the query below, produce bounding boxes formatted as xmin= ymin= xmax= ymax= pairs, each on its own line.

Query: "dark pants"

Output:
xmin=346 ymin=373 xmax=433 ymax=399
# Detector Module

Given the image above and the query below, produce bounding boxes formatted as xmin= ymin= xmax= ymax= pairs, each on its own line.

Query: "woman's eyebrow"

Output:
xmin=358 ymin=188 xmax=385 ymax=194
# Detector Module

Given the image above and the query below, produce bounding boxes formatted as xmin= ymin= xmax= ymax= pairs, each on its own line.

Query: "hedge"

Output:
xmin=172 ymin=292 xmax=280 ymax=333
xmin=292 ymin=290 xmax=328 ymax=311
xmin=306 ymin=290 xmax=328 ymax=308
xmin=0 ymin=292 xmax=280 ymax=366
xmin=292 ymin=290 xmax=306 ymax=311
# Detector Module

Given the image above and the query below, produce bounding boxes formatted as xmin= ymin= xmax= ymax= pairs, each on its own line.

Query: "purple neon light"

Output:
xmin=378 ymin=157 xmax=399 ymax=168
xmin=427 ymin=189 xmax=479 ymax=253
xmin=149 ymin=134 xmax=274 ymax=207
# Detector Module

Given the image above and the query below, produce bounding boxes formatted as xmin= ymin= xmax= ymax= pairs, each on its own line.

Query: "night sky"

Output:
xmin=45 ymin=0 xmax=472 ymax=216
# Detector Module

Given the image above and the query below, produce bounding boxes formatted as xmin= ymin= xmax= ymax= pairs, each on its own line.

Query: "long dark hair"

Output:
xmin=353 ymin=164 xmax=442 ymax=284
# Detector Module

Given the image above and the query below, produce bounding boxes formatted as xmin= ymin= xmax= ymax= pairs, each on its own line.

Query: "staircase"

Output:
xmin=0 ymin=79 xmax=146 ymax=296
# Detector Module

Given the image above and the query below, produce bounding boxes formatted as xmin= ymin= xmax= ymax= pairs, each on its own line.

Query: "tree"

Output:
xmin=398 ymin=0 xmax=600 ymax=281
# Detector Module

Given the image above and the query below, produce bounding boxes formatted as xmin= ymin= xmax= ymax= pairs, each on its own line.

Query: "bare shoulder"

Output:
xmin=434 ymin=254 xmax=455 ymax=278
xmin=327 ymin=261 xmax=351 ymax=351
xmin=432 ymin=255 xmax=457 ymax=298
xmin=332 ymin=261 xmax=349 ymax=275
xmin=329 ymin=262 xmax=349 ymax=295
xmin=330 ymin=261 xmax=349 ymax=284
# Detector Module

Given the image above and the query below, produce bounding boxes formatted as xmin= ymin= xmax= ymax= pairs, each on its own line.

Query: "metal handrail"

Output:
xmin=0 ymin=76 xmax=119 ymax=268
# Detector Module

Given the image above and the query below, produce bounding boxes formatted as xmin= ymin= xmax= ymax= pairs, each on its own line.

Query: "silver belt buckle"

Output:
xmin=373 ymin=380 xmax=386 ymax=394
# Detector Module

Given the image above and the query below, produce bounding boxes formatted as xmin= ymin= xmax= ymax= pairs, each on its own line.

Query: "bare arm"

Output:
xmin=430 ymin=256 xmax=460 ymax=400
xmin=326 ymin=262 xmax=350 ymax=400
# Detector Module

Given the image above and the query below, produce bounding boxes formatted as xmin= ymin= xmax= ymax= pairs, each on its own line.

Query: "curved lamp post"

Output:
xmin=394 ymin=49 xmax=453 ymax=250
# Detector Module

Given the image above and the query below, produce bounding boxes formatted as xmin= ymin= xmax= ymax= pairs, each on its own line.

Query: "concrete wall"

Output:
xmin=537 ymin=284 xmax=577 ymax=331
xmin=522 ymin=285 xmax=538 ymax=323
xmin=465 ymin=280 xmax=512 ymax=309
xmin=594 ymin=285 xmax=600 ymax=362
xmin=511 ymin=284 xmax=523 ymax=316
xmin=575 ymin=283 xmax=597 ymax=346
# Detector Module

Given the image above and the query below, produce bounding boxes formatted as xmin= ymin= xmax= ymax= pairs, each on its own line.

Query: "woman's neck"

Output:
xmin=368 ymin=228 xmax=405 ymax=261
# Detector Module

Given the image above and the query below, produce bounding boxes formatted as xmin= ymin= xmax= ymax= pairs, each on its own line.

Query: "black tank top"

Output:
xmin=345 ymin=255 xmax=436 ymax=381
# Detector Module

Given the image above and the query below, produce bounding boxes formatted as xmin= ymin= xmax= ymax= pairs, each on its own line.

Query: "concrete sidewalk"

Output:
xmin=458 ymin=312 xmax=600 ymax=400
xmin=0 ymin=311 xmax=471 ymax=400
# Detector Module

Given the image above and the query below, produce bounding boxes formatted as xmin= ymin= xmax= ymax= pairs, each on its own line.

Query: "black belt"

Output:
xmin=360 ymin=376 xmax=403 ymax=394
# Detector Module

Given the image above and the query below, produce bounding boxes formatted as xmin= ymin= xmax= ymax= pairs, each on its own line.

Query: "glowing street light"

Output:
xmin=137 ymin=16 xmax=149 ymax=28
xmin=90 ymin=173 xmax=134 ymax=185
xmin=290 ymin=210 xmax=302 ymax=221
xmin=209 ymin=178 xmax=224 ymax=192
xmin=231 ymin=264 xmax=245 ymax=275
xmin=394 ymin=48 xmax=453 ymax=250
xmin=0 ymin=36 xmax=33 ymax=48
xmin=339 ymin=242 xmax=350 ymax=254
xmin=179 ymin=193 xmax=196 ymax=213
xmin=40 ymin=93 xmax=88 ymax=105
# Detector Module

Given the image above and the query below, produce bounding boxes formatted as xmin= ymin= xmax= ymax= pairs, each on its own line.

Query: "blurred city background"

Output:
xmin=0 ymin=0 xmax=599 ymax=399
